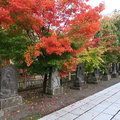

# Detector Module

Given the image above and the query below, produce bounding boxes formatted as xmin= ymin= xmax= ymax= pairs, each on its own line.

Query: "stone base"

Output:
xmin=46 ymin=87 xmax=63 ymax=95
xmin=87 ymin=80 xmax=100 ymax=84
xmin=102 ymin=75 xmax=111 ymax=81
xmin=0 ymin=95 xmax=22 ymax=111
xmin=86 ymin=76 xmax=100 ymax=84
xmin=71 ymin=81 xmax=87 ymax=90
xmin=71 ymin=86 xmax=82 ymax=90
xmin=111 ymin=73 xmax=119 ymax=78
xmin=71 ymin=84 xmax=88 ymax=90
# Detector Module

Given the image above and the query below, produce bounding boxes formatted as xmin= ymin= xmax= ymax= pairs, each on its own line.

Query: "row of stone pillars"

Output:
xmin=0 ymin=63 xmax=119 ymax=117
xmin=45 ymin=62 xmax=120 ymax=95
xmin=73 ymin=62 xmax=120 ymax=88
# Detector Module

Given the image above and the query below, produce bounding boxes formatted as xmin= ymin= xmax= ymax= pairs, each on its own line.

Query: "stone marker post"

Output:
xmin=93 ymin=68 xmax=100 ymax=83
xmin=72 ymin=63 xmax=86 ymax=90
xmin=117 ymin=63 xmax=120 ymax=75
xmin=87 ymin=68 xmax=100 ymax=84
xmin=46 ymin=68 xmax=63 ymax=95
xmin=102 ymin=65 xmax=111 ymax=81
xmin=111 ymin=62 xmax=118 ymax=78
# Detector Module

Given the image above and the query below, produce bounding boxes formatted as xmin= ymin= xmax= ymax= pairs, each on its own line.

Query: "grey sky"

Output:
xmin=89 ymin=0 xmax=120 ymax=15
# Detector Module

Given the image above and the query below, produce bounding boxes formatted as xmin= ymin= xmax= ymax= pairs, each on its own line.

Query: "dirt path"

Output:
xmin=2 ymin=78 xmax=120 ymax=120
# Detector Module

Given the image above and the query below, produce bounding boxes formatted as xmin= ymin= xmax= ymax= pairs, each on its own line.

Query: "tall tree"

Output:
xmin=22 ymin=0 xmax=104 ymax=75
xmin=95 ymin=16 xmax=120 ymax=71
xmin=0 ymin=0 xmax=104 ymax=92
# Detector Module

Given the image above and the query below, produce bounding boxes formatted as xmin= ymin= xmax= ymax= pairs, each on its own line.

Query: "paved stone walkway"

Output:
xmin=38 ymin=82 xmax=120 ymax=120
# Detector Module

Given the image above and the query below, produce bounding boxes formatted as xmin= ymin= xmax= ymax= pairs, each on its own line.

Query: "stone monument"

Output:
xmin=46 ymin=68 xmax=63 ymax=95
xmin=117 ymin=63 xmax=120 ymax=75
xmin=0 ymin=65 xmax=22 ymax=116
xmin=72 ymin=63 xmax=86 ymax=90
xmin=111 ymin=62 xmax=118 ymax=78
xmin=102 ymin=68 xmax=111 ymax=81
xmin=87 ymin=68 xmax=100 ymax=84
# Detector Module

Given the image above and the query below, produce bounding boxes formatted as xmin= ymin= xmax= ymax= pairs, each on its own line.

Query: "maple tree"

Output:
xmin=22 ymin=0 xmax=104 ymax=74
xmin=0 ymin=0 xmax=104 ymax=92
xmin=0 ymin=0 xmax=104 ymax=37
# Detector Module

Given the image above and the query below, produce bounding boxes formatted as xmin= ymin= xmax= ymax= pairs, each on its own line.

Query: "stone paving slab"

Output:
xmin=38 ymin=82 xmax=120 ymax=120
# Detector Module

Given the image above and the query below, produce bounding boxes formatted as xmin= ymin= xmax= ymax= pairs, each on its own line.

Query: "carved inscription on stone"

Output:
xmin=0 ymin=65 xmax=18 ymax=99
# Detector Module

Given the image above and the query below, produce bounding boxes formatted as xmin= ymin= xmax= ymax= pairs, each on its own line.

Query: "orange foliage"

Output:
xmin=0 ymin=0 xmax=104 ymax=76
xmin=67 ymin=3 xmax=104 ymax=38
xmin=25 ymin=36 xmax=73 ymax=66
xmin=0 ymin=0 xmax=104 ymax=34
xmin=59 ymin=57 xmax=78 ymax=78
xmin=85 ymin=37 xmax=101 ymax=48
xmin=0 ymin=7 xmax=13 ymax=28
xmin=24 ymin=46 xmax=36 ymax=66
xmin=35 ymin=36 xmax=73 ymax=56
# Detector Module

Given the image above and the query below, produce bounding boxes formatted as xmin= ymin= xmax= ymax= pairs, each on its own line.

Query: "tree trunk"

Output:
xmin=43 ymin=74 xmax=47 ymax=93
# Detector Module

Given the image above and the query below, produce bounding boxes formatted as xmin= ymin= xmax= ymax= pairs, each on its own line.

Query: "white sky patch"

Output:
xmin=88 ymin=0 xmax=120 ymax=15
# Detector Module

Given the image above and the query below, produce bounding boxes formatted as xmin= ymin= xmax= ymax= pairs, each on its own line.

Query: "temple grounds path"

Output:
xmin=39 ymin=82 xmax=120 ymax=120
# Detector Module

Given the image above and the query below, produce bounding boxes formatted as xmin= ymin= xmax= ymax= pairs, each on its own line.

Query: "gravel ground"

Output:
xmin=1 ymin=77 xmax=120 ymax=120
